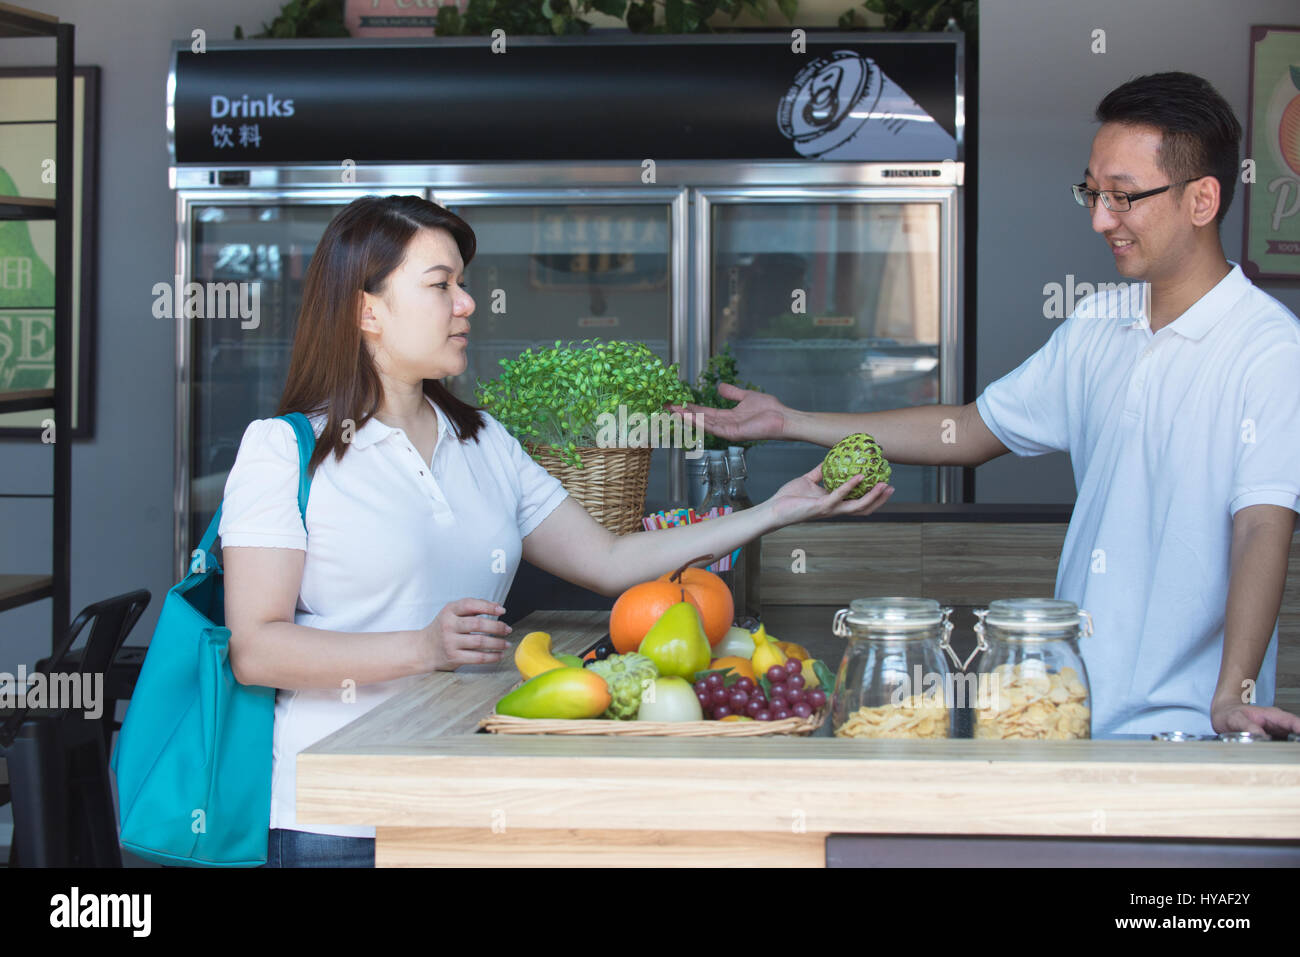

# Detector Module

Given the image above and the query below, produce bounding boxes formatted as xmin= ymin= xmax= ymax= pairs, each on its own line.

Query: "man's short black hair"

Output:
xmin=1095 ymin=72 xmax=1242 ymax=226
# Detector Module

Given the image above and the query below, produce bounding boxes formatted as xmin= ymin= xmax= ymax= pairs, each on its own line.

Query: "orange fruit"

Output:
xmin=775 ymin=641 xmax=811 ymax=661
xmin=609 ymin=579 xmax=702 ymax=654
xmin=709 ymin=656 xmax=755 ymax=681
xmin=719 ymin=714 xmax=753 ymax=722
xmin=657 ymin=566 xmax=734 ymax=646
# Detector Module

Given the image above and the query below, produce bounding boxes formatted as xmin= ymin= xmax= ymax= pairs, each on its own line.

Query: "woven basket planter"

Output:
xmin=527 ymin=444 xmax=652 ymax=536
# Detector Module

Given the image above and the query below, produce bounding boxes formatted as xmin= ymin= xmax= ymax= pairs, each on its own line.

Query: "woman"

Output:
xmin=219 ymin=195 xmax=893 ymax=868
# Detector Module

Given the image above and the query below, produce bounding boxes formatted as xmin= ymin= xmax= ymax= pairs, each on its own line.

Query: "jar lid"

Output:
xmin=846 ymin=597 xmax=946 ymax=628
xmin=984 ymin=598 xmax=1079 ymax=627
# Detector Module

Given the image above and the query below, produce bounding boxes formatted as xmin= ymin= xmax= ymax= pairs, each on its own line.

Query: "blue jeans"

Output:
xmin=258 ymin=828 xmax=375 ymax=868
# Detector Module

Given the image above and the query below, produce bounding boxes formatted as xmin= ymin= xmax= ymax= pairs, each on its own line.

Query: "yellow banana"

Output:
xmin=749 ymin=623 xmax=788 ymax=679
xmin=514 ymin=631 xmax=566 ymax=680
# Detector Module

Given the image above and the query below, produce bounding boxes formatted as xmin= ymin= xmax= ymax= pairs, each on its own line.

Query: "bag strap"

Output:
xmin=193 ymin=412 xmax=318 ymax=569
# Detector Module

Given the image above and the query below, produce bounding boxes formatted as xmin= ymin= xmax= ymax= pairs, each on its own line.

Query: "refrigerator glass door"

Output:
xmin=181 ymin=198 xmax=353 ymax=572
xmin=702 ymin=191 xmax=957 ymax=504
xmin=437 ymin=193 xmax=687 ymax=511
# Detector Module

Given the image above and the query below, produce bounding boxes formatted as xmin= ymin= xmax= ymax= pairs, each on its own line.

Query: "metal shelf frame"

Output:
xmin=0 ymin=3 xmax=73 ymax=648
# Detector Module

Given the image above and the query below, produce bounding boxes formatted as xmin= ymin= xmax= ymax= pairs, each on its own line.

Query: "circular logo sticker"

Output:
xmin=778 ymin=50 xmax=882 ymax=157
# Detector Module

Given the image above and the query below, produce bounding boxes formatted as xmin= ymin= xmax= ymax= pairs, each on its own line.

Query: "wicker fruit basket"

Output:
xmin=479 ymin=707 xmax=828 ymax=737
xmin=527 ymin=444 xmax=652 ymax=536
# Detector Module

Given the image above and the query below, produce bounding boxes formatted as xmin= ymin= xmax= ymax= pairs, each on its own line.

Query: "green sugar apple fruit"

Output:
xmin=821 ymin=433 xmax=891 ymax=499
xmin=587 ymin=652 xmax=659 ymax=720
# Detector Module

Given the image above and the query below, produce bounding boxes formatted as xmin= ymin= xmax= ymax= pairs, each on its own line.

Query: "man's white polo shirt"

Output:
xmin=219 ymin=395 xmax=568 ymax=837
xmin=976 ymin=263 xmax=1300 ymax=737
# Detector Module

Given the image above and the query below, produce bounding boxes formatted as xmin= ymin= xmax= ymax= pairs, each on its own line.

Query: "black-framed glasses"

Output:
xmin=1072 ymin=177 xmax=1205 ymax=211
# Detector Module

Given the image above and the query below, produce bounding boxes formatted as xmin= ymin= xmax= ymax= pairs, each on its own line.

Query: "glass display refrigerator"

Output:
xmin=168 ymin=33 xmax=965 ymax=580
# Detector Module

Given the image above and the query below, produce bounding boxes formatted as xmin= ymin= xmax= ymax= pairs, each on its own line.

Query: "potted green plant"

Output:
xmin=686 ymin=342 xmax=764 ymax=505
xmin=476 ymin=339 xmax=693 ymax=533
xmin=690 ymin=343 xmax=763 ymax=452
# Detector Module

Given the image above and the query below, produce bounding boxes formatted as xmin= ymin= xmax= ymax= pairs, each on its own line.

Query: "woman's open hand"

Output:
xmin=763 ymin=464 xmax=894 ymax=526
xmin=421 ymin=598 xmax=513 ymax=671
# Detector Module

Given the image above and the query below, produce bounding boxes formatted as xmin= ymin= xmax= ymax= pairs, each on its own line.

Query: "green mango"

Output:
xmin=495 ymin=666 xmax=611 ymax=719
xmin=556 ymin=654 xmax=585 ymax=668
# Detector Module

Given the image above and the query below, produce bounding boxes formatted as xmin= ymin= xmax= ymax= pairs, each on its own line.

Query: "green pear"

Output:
xmin=637 ymin=600 xmax=713 ymax=680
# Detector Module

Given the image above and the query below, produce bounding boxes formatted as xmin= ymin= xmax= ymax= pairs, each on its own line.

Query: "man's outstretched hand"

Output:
xmin=670 ymin=382 xmax=791 ymax=444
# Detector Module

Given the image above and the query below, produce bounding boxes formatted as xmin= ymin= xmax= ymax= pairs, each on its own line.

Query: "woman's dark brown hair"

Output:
xmin=277 ymin=194 xmax=485 ymax=472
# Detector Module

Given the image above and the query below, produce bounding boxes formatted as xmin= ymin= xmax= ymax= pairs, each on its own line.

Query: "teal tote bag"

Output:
xmin=110 ymin=412 xmax=315 ymax=867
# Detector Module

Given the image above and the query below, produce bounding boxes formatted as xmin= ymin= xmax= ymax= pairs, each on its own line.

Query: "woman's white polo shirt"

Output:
xmin=218 ymin=395 xmax=568 ymax=837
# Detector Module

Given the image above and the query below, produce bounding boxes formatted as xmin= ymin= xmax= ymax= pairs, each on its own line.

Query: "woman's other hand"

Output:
xmin=421 ymin=598 xmax=513 ymax=671
xmin=763 ymin=464 xmax=894 ymax=526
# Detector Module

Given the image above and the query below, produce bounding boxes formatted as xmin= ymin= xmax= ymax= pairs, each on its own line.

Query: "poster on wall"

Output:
xmin=1243 ymin=25 xmax=1300 ymax=280
xmin=0 ymin=66 xmax=99 ymax=438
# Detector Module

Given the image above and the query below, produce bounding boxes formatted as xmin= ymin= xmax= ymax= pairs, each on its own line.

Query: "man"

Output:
xmin=676 ymin=72 xmax=1300 ymax=739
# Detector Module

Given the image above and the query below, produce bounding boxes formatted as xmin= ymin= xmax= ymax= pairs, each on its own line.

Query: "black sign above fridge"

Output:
xmin=169 ymin=33 xmax=962 ymax=165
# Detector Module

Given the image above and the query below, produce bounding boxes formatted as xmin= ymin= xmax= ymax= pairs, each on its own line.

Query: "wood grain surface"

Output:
xmin=298 ymin=608 xmax=1300 ymax=848
xmin=374 ymin=827 xmax=827 ymax=868
xmin=760 ymin=523 xmax=923 ymax=603
xmin=299 ymin=733 xmax=1300 ymax=840
xmin=1278 ymin=538 xmax=1300 ymax=714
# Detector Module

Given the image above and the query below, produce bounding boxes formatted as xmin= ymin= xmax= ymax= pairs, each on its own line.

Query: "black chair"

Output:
xmin=0 ymin=589 xmax=150 ymax=867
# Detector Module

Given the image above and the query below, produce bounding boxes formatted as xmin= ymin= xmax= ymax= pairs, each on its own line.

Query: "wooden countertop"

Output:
xmin=298 ymin=610 xmax=1300 ymax=842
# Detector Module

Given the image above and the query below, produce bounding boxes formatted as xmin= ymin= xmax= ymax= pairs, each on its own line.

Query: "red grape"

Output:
xmin=735 ymin=677 xmax=755 ymax=692
xmin=807 ymin=690 xmax=827 ymax=709
xmin=706 ymin=673 xmax=724 ymax=689
xmin=773 ymin=709 xmax=791 ymax=720
xmin=746 ymin=699 xmax=764 ymax=716
xmin=729 ymin=690 xmax=749 ymax=710
xmin=766 ymin=666 xmax=786 ymax=683
xmin=710 ymin=686 xmax=729 ymax=705
xmin=769 ymin=696 xmax=788 ymax=712
xmin=714 ymin=705 xmax=732 ymax=720
xmin=771 ymin=682 xmax=788 ymax=700
xmin=785 ymin=659 xmax=801 ymax=676
xmin=694 ymin=680 xmax=709 ymax=695
xmin=792 ymin=702 xmax=812 ymax=719
xmin=697 ymin=692 xmax=711 ymax=708
xmin=788 ymin=675 xmax=805 ymax=691
xmin=786 ymin=689 xmax=804 ymax=705
xmin=755 ymin=710 xmax=772 ymax=722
